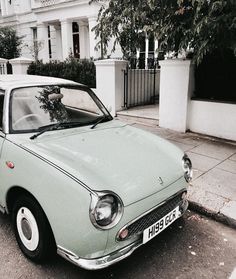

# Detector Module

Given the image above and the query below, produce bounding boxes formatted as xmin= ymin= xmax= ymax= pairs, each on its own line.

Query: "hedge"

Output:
xmin=27 ymin=58 xmax=96 ymax=88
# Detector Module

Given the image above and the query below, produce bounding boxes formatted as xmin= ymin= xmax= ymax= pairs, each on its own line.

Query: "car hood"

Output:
xmin=16 ymin=120 xmax=184 ymax=206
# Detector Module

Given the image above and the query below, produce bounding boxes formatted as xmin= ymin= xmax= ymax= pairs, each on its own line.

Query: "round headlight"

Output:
xmin=90 ymin=192 xmax=123 ymax=230
xmin=182 ymin=155 xmax=193 ymax=182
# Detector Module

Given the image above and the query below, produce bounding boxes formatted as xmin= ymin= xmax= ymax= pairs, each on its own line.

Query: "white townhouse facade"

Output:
xmin=0 ymin=0 xmax=124 ymax=62
xmin=0 ymin=0 xmax=159 ymax=66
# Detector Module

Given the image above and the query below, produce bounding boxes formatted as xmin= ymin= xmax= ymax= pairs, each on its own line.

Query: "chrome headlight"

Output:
xmin=182 ymin=154 xmax=193 ymax=182
xmin=89 ymin=191 xmax=123 ymax=230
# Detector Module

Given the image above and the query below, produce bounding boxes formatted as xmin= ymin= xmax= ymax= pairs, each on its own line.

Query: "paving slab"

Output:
xmin=167 ymin=133 xmax=206 ymax=147
xmin=117 ymin=105 xmax=159 ymax=120
xmin=168 ymin=140 xmax=194 ymax=152
xmin=186 ymin=151 xmax=221 ymax=172
xmin=216 ymin=159 xmax=236 ymax=174
xmin=193 ymin=168 xmax=236 ymax=201
xmin=133 ymin=123 xmax=176 ymax=139
xmin=229 ymin=154 xmax=236 ymax=162
xmin=190 ymin=142 xmax=236 ymax=160
xmin=191 ymin=169 xmax=204 ymax=180
xmin=188 ymin=186 xmax=228 ymax=213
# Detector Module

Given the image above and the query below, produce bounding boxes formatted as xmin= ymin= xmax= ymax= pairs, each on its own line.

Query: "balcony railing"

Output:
xmin=40 ymin=0 xmax=56 ymax=6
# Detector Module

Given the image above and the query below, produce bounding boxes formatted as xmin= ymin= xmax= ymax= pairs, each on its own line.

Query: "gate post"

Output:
xmin=9 ymin=57 xmax=34 ymax=75
xmin=159 ymin=59 xmax=194 ymax=132
xmin=95 ymin=59 xmax=128 ymax=116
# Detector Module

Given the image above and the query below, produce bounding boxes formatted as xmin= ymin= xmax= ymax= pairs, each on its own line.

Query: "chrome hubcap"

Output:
xmin=21 ymin=218 xmax=32 ymax=240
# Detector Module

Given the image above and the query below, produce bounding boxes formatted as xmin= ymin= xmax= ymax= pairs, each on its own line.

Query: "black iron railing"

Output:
xmin=124 ymin=58 xmax=160 ymax=108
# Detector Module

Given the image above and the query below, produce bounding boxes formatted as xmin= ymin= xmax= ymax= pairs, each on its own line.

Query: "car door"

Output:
xmin=0 ymin=91 xmax=4 ymax=152
xmin=0 ymin=91 xmax=5 ymax=180
xmin=0 ymin=91 xmax=6 ymax=212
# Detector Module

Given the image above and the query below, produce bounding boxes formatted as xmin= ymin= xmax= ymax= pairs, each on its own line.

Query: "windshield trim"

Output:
xmin=9 ymin=84 xmax=112 ymax=134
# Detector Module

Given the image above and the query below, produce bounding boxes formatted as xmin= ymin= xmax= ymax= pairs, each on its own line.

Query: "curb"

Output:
xmin=188 ymin=201 xmax=236 ymax=229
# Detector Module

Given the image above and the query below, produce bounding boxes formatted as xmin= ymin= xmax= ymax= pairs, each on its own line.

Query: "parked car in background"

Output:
xmin=0 ymin=75 xmax=192 ymax=270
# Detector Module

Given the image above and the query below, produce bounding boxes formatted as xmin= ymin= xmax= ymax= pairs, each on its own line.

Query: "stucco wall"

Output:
xmin=188 ymin=100 xmax=236 ymax=141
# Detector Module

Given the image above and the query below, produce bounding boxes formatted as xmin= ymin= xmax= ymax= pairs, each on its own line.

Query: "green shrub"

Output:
xmin=27 ymin=58 xmax=96 ymax=88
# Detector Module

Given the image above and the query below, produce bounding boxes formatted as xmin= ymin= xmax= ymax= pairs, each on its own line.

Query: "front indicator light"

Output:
xmin=118 ymin=228 xmax=129 ymax=240
xmin=182 ymin=154 xmax=193 ymax=182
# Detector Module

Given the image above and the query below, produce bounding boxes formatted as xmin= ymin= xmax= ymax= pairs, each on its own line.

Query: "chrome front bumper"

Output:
xmin=57 ymin=198 xmax=188 ymax=270
xmin=57 ymin=240 xmax=142 ymax=270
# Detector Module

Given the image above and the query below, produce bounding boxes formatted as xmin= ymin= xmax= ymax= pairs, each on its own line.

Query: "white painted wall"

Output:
xmin=9 ymin=57 xmax=34 ymax=74
xmin=189 ymin=100 xmax=236 ymax=141
xmin=95 ymin=59 xmax=128 ymax=116
xmin=159 ymin=59 xmax=195 ymax=132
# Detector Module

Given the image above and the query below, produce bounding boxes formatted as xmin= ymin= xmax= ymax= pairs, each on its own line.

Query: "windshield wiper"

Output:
xmin=90 ymin=115 xmax=110 ymax=129
xmin=30 ymin=121 xmax=84 ymax=140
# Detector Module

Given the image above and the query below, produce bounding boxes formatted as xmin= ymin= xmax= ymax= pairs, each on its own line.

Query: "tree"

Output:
xmin=91 ymin=0 xmax=236 ymax=64
xmin=0 ymin=27 xmax=22 ymax=59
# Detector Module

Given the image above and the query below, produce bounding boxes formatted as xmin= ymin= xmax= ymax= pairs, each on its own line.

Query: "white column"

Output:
xmin=4 ymin=0 xmax=14 ymax=15
xmin=79 ymin=22 xmax=89 ymax=59
xmin=0 ymin=0 xmax=6 ymax=16
xmin=88 ymin=16 xmax=100 ymax=59
xmin=37 ymin=23 xmax=49 ymax=63
xmin=159 ymin=59 xmax=195 ymax=132
xmin=9 ymin=57 xmax=34 ymax=74
xmin=61 ymin=19 xmax=73 ymax=60
xmin=154 ymin=39 xmax=159 ymax=59
xmin=95 ymin=59 xmax=128 ymax=116
xmin=54 ymin=24 xmax=63 ymax=61
xmin=60 ymin=19 xmax=73 ymax=60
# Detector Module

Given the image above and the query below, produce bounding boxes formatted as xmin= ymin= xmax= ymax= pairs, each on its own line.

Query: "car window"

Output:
xmin=0 ymin=94 xmax=4 ymax=129
xmin=10 ymin=85 xmax=110 ymax=133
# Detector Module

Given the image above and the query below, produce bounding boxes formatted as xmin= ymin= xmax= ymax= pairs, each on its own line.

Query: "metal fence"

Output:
xmin=124 ymin=58 xmax=160 ymax=108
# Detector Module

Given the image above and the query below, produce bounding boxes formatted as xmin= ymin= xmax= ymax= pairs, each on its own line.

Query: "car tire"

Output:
xmin=12 ymin=194 xmax=56 ymax=262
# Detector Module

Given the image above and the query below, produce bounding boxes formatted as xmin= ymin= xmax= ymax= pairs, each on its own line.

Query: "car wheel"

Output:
xmin=12 ymin=195 xmax=56 ymax=262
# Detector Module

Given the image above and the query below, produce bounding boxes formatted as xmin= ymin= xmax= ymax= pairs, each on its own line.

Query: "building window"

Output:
xmin=148 ymin=34 xmax=155 ymax=59
xmin=137 ymin=33 xmax=157 ymax=69
xmin=31 ymin=27 xmax=38 ymax=60
xmin=72 ymin=22 xmax=80 ymax=58
xmin=48 ymin=26 xmax=52 ymax=59
xmin=32 ymin=27 xmax=37 ymax=43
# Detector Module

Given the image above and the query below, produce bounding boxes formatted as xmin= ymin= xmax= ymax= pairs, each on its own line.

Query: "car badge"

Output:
xmin=158 ymin=177 xmax=164 ymax=185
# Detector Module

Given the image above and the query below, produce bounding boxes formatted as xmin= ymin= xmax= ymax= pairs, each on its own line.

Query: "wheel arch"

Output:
xmin=6 ymin=186 xmax=38 ymax=214
xmin=6 ymin=185 xmax=56 ymax=246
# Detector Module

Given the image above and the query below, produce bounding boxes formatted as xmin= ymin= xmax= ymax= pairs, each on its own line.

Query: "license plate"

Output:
xmin=143 ymin=206 xmax=181 ymax=244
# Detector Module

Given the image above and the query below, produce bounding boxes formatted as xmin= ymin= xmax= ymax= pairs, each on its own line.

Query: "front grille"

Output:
xmin=125 ymin=193 xmax=183 ymax=238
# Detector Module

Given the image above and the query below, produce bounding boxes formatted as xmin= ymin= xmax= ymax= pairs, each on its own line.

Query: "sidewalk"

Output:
xmin=117 ymin=116 xmax=236 ymax=228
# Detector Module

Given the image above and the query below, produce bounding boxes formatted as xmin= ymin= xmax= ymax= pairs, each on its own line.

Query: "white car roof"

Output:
xmin=0 ymin=75 xmax=81 ymax=91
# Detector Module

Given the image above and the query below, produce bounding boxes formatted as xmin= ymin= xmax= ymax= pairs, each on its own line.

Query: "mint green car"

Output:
xmin=0 ymin=75 xmax=192 ymax=270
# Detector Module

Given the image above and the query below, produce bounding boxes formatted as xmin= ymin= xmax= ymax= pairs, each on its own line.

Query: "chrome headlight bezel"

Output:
xmin=89 ymin=191 xmax=124 ymax=230
xmin=182 ymin=154 xmax=193 ymax=182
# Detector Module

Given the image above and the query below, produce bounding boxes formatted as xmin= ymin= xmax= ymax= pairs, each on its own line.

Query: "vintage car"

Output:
xmin=0 ymin=75 xmax=192 ymax=270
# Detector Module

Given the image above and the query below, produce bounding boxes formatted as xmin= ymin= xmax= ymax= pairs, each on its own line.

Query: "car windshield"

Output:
xmin=10 ymin=85 xmax=111 ymax=133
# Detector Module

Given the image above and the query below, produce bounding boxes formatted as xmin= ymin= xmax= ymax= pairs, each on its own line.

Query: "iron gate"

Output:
xmin=124 ymin=58 xmax=160 ymax=109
